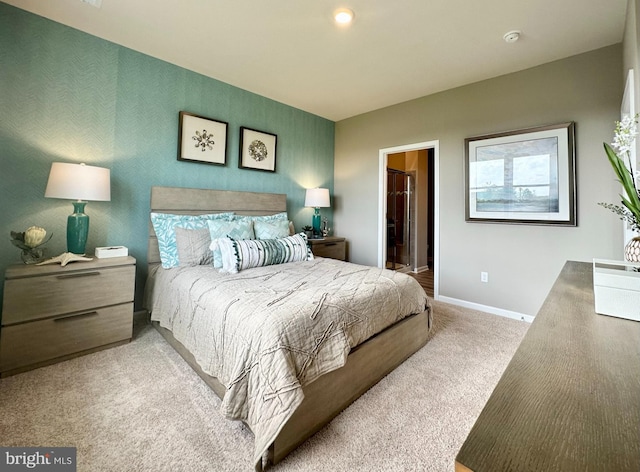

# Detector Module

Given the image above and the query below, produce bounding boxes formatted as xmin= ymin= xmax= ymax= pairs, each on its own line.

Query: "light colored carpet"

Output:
xmin=0 ymin=300 xmax=529 ymax=471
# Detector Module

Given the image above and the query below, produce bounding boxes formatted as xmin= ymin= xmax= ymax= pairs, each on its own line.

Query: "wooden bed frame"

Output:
xmin=146 ymin=186 xmax=432 ymax=469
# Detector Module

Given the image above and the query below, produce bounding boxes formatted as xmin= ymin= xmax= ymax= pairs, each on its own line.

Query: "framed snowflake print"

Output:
xmin=178 ymin=111 xmax=228 ymax=166
xmin=239 ymin=127 xmax=277 ymax=172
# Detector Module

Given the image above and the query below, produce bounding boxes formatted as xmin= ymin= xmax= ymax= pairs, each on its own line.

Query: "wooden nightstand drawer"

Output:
xmin=2 ymin=264 xmax=135 ymax=325
xmin=0 ymin=303 xmax=133 ymax=373
xmin=310 ymin=237 xmax=346 ymax=261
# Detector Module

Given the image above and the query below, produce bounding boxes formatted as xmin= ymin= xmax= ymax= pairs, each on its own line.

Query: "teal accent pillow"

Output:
xmin=207 ymin=219 xmax=255 ymax=268
xmin=218 ymin=233 xmax=313 ymax=274
xmin=254 ymin=212 xmax=288 ymax=221
xmin=254 ymin=218 xmax=291 ymax=239
xmin=233 ymin=212 xmax=288 ymax=223
xmin=151 ymin=212 xmax=234 ymax=268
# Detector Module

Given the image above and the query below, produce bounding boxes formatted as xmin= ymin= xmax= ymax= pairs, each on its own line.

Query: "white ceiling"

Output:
xmin=4 ymin=0 xmax=628 ymax=121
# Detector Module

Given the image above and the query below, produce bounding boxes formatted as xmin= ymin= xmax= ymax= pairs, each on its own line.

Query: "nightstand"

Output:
xmin=0 ymin=256 xmax=136 ymax=377
xmin=309 ymin=236 xmax=347 ymax=261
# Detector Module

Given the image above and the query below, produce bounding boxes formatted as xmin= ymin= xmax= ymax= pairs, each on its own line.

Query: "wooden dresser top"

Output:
xmin=456 ymin=261 xmax=640 ymax=471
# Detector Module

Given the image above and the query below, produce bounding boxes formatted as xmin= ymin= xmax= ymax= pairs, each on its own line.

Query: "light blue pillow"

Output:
xmin=218 ymin=233 xmax=313 ymax=274
xmin=233 ymin=212 xmax=288 ymax=223
xmin=254 ymin=212 xmax=288 ymax=221
xmin=254 ymin=218 xmax=291 ymax=239
xmin=207 ymin=219 xmax=255 ymax=268
xmin=151 ymin=212 xmax=234 ymax=268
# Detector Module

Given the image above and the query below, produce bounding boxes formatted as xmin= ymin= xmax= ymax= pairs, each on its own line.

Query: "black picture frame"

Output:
xmin=465 ymin=122 xmax=576 ymax=226
xmin=239 ymin=126 xmax=277 ymax=172
xmin=178 ymin=111 xmax=228 ymax=166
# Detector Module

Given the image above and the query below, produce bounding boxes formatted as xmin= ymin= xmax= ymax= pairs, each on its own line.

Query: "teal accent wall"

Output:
xmin=0 ymin=3 xmax=335 ymax=308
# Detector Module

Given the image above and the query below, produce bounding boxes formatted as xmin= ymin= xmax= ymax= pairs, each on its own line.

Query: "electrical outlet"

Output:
xmin=481 ymin=271 xmax=489 ymax=283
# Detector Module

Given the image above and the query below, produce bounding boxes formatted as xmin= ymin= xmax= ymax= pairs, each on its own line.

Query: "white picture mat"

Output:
xmin=467 ymin=127 xmax=572 ymax=222
xmin=180 ymin=114 xmax=227 ymax=165
xmin=240 ymin=128 xmax=276 ymax=171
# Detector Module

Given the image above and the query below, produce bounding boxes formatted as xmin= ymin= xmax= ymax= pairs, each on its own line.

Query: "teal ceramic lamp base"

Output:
xmin=312 ymin=208 xmax=321 ymax=237
xmin=67 ymin=201 xmax=89 ymax=254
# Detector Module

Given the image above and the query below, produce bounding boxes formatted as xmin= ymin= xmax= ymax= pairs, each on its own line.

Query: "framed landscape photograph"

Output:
xmin=178 ymin=111 xmax=228 ymax=166
xmin=239 ymin=127 xmax=277 ymax=172
xmin=465 ymin=122 xmax=576 ymax=226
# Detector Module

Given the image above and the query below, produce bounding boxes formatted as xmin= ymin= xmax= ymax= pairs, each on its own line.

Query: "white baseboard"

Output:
xmin=413 ymin=265 xmax=430 ymax=273
xmin=435 ymin=295 xmax=534 ymax=323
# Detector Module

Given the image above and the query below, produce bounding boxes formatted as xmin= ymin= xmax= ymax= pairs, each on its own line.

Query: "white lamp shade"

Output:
xmin=45 ymin=162 xmax=111 ymax=201
xmin=304 ymin=188 xmax=330 ymax=208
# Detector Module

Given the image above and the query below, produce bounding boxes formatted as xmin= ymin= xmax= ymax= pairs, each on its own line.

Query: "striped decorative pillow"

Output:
xmin=218 ymin=233 xmax=314 ymax=273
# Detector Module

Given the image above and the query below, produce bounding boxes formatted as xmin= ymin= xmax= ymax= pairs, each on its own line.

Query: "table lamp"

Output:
xmin=44 ymin=162 xmax=111 ymax=254
xmin=304 ymin=188 xmax=330 ymax=238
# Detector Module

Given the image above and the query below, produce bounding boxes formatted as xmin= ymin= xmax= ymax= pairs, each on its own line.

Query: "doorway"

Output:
xmin=378 ymin=141 xmax=439 ymax=298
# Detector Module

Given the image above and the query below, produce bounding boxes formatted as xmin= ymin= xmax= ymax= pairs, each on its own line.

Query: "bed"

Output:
xmin=144 ymin=186 xmax=432 ymax=470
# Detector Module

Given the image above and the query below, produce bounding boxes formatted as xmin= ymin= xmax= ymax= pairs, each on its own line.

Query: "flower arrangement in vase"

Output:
xmin=599 ymin=115 xmax=640 ymax=262
xmin=10 ymin=226 xmax=52 ymax=264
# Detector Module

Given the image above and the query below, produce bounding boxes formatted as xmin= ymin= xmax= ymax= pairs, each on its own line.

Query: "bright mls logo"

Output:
xmin=0 ymin=447 xmax=76 ymax=471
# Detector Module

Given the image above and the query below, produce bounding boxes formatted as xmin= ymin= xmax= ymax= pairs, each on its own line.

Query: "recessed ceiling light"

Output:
xmin=503 ymin=30 xmax=521 ymax=43
xmin=334 ymin=8 xmax=354 ymax=25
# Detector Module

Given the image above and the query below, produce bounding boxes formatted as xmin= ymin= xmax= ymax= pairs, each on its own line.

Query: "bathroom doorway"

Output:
xmin=378 ymin=141 xmax=439 ymax=297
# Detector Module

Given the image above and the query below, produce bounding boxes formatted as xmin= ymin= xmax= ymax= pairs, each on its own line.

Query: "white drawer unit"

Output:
xmin=0 ymin=256 xmax=136 ymax=377
xmin=593 ymin=258 xmax=640 ymax=322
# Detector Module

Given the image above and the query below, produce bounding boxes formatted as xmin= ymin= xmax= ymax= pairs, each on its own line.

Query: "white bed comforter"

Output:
xmin=147 ymin=257 xmax=429 ymax=469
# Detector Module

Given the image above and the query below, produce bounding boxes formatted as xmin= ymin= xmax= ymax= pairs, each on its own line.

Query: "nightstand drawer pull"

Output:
xmin=56 ymin=271 xmax=101 ymax=279
xmin=2 ymin=264 xmax=134 ymax=326
xmin=324 ymin=243 xmax=337 ymax=246
xmin=53 ymin=311 xmax=99 ymax=322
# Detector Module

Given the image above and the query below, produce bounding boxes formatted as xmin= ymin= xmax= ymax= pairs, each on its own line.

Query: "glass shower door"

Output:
xmin=387 ymin=169 xmax=411 ymax=270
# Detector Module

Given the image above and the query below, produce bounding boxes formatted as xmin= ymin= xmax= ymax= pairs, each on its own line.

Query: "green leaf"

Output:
xmin=603 ymin=143 xmax=640 ymax=223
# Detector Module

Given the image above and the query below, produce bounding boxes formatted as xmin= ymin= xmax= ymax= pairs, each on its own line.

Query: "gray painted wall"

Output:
xmin=334 ymin=45 xmax=623 ymax=317
xmin=623 ymin=0 xmax=640 ymax=173
xmin=623 ymin=0 xmax=640 ymax=113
